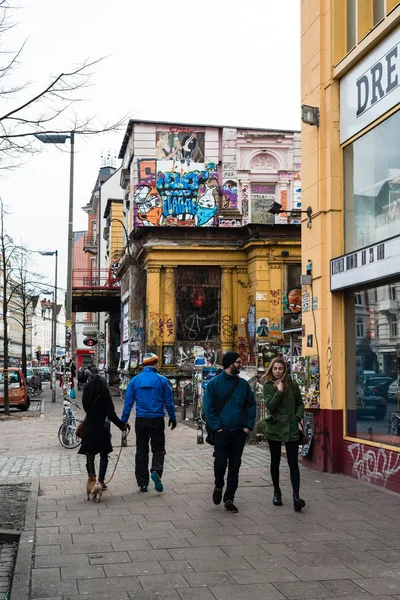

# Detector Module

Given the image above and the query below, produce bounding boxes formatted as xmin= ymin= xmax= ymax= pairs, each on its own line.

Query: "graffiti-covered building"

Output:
xmin=117 ymin=120 xmax=302 ymax=379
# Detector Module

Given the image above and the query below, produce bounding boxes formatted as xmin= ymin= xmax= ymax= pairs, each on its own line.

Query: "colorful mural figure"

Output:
xmin=134 ymin=185 xmax=164 ymax=226
xmin=155 ymin=131 xmax=205 ymax=164
xmin=256 ymin=318 xmax=269 ymax=338
xmin=133 ymin=159 xmax=219 ymax=228
xmin=286 ymin=287 xmax=302 ymax=314
xmin=221 ymin=180 xmax=238 ymax=210
xmin=195 ymin=174 xmax=219 ymax=227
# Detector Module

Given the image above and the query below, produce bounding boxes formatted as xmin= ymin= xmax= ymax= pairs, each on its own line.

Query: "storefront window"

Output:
xmin=344 ymin=110 xmax=400 ymax=253
xmin=346 ymin=282 xmax=400 ymax=447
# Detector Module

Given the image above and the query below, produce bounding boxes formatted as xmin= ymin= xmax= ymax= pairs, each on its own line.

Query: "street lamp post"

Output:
xmin=35 ymin=132 xmax=74 ymax=397
xmin=39 ymin=250 xmax=58 ymax=402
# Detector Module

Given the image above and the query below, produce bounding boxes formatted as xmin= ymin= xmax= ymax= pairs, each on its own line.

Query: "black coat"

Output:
xmin=78 ymin=388 xmax=125 ymax=455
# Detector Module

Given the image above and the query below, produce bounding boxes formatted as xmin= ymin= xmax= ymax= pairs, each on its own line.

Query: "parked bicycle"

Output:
xmin=58 ymin=400 xmax=83 ymax=449
xmin=388 ymin=411 xmax=400 ymax=443
xmin=28 ymin=384 xmax=42 ymax=398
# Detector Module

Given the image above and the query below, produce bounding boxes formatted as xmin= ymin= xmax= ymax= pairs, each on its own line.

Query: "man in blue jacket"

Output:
xmin=204 ymin=351 xmax=256 ymax=513
xmin=121 ymin=353 xmax=176 ymax=493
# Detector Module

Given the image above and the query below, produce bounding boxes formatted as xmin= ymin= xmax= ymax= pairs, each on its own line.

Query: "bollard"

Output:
xmin=197 ymin=421 xmax=204 ymax=444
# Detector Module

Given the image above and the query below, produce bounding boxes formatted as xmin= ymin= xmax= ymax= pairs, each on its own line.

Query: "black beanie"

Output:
xmin=222 ymin=351 xmax=240 ymax=370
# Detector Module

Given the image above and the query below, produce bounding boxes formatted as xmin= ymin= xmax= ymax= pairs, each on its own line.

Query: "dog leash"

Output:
xmin=104 ymin=427 xmax=131 ymax=485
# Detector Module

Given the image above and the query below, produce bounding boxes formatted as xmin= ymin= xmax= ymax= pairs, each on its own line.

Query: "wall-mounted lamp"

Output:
xmin=301 ymin=104 xmax=320 ymax=126
xmin=268 ymin=203 xmax=313 ymax=228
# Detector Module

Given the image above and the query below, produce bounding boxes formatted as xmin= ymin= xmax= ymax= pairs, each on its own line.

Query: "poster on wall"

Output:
xmin=155 ymin=131 xmax=205 ymax=163
xmin=250 ymin=184 xmax=276 ymax=224
xmin=301 ymin=411 xmax=314 ymax=457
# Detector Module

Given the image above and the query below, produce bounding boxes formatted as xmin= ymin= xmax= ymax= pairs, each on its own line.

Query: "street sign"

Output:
xmin=83 ymin=338 xmax=98 ymax=347
xmin=302 ymin=293 xmax=310 ymax=312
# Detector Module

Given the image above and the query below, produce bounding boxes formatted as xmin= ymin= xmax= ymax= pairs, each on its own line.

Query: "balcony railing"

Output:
xmin=83 ymin=234 xmax=98 ymax=251
xmin=72 ymin=268 xmax=120 ymax=290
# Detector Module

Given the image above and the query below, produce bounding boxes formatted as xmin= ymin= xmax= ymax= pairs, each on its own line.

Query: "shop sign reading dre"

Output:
xmin=340 ymin=27 xmax=400 ymax=143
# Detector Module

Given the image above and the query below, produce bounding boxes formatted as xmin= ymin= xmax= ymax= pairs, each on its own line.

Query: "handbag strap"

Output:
xmin=214 ymin=377 xmax=241 ymax=416
xmin=85 ymin=392 xmax=102 ymax=417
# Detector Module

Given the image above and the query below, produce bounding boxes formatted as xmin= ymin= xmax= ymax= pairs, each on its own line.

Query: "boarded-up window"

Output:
xmin=176 ymin=267 xmax=220 ymax=341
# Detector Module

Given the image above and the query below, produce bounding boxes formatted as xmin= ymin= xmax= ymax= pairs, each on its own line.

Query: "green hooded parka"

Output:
xmin=263 ymin=377 xmax=304 ymax=442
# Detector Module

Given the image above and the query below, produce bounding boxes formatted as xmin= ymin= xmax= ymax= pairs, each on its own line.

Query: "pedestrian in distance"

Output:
xmin=78 ymin=374 xmax=130 ymax=490
xmin=262 ymin=357 xmax=305 ymax=511
xmin=204 ymin=351 xmax=256 ymax=513
xmin=120 ymin=353 xmax=177 ymax=493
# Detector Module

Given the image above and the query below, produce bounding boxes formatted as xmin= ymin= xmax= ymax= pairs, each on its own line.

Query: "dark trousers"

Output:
xmin=268 ymin=439 xmax=300 ymax=495
xmin=213 ymin=429 xmax=247 ymax=503
xmin=135 ymin=417 xmax=166 ymax=487
xmin=86 ymin=453 xmax=108 ymax=483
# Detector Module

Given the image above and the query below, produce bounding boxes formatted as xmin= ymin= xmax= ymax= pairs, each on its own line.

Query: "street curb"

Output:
xmin=40 ymin=396 xmax=45 ymax=418
xmin=10 ymin=478 xmax=39 ymax=600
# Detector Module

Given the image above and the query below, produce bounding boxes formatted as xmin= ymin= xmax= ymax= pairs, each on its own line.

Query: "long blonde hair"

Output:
xmin=260 ymin=357 xmax=288 ymax=390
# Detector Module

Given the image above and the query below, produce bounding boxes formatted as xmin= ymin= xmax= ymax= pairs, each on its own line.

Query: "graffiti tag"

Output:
xmin=348 ymin=443 xmax=400 ymax=487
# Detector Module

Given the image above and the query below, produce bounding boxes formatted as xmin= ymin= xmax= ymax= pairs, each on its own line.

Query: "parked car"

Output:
xmin=388 ymin=380 xmax=399 ymax=403
xmin=26 ymin=367 xmax=42 ymax=388
xmin=0 ymin=368 xmax=30 ymax=411
xmin=357 ymin=388 xmax=387 ymax=421
xmin=364 ymin=376 xmax=396 ymax=401
xmin=40 ymin=367 xmax=51 ymax=382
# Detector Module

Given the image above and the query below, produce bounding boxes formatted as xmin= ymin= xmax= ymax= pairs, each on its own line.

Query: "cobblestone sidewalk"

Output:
xmin=2 ymin=388 xmax=400 ymax=599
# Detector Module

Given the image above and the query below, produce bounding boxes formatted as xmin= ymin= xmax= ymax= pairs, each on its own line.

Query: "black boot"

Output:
xmin=293 ymin=493 xmax=306 ymax=511
xmin=273 ymin=488 xmax=282 ymax=506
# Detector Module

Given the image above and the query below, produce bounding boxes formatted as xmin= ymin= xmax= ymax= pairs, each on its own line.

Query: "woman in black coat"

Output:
xmin=78 ymin=375 xmax=129 ymax=488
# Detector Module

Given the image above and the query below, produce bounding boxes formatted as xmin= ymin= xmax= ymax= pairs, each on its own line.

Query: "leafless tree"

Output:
xmin=0 ymin=1 xmax=127 ymax=168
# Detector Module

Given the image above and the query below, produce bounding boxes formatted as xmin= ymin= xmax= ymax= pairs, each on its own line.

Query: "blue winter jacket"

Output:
xmin=121 ymin=367 xmax=176 ymax=422
xmin=204 ymin=371 xmax=256 ymax=432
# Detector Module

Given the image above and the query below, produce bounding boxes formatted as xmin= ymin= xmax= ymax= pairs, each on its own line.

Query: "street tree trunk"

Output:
xmin=21 ymin=311 xmax=27 ymax=379
xmin=1 ymin=244 xmax=9 ymax=416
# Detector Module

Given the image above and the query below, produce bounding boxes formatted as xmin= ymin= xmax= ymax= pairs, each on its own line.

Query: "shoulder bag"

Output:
xmin=205 ymin=378 xmax=240 ymax=445
xmin=76 ymin=392 xmax=102 ymax=440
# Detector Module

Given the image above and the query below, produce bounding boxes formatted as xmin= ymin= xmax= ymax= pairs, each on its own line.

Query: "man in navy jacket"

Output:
xmin=204 ymin=351 xmax=256 ymax=513
xmin=121 ymin=353 xmax=176 ymax=493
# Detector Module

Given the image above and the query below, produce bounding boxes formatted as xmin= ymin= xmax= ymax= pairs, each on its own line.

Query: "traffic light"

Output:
xmin=36 ymin=350 xmax=41 ymax=361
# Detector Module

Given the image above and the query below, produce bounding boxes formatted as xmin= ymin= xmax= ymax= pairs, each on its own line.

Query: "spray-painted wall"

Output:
xmin=124 ymin=122 xmax=301 ymax=229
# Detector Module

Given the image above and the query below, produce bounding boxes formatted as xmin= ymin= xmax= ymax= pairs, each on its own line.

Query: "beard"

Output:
xmin=230 ymin=364 xmax=240 ymax=375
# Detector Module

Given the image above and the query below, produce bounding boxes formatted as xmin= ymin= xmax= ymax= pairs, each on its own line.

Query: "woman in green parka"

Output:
xmin=262 ymin=357 xmax=305 ymax=511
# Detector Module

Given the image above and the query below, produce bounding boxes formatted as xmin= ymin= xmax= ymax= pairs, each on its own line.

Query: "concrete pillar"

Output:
xmin=145 ymin=266 xmax=161 ymax=355
xmin=221 ymin=267 xmax=233 ymax=354
xmin=236 ymin=267 xmax=249 ymax=365
xmin=162 ymin=267 xmax=176 ymax=365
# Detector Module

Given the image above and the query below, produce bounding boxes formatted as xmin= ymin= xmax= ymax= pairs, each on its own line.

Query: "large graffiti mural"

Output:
xmin=134 ymin=152 xmax=219 ymax=227
xmin=156 ymin=131 xmax=205 ymax=163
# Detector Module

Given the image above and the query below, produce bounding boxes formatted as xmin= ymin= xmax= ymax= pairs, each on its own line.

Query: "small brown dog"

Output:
xmin=86 ymin=476 xmax=103 ymax=503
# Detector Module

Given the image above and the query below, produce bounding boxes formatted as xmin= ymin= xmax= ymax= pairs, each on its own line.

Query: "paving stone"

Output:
xmin=88 ymin=551 xmax=132 ymax=564
xmin=322 ymin=579 xmax=372 ymax=596
xmin=77 ymin=576 xmax=142 ymax=594
xmin=210 ymin=584 xmax=286 ymax=600
xmin=138 ymin=573 xmax=190 ymax=590
xmin=272 ymin=581 xmax=336 ymax=599
xmin=287 ymin=565 xmax=363 ymax=581
xmin=354 ymin=577 xmax=400 ymax=595
xmin=104 ymin=562 xmax=165 ymax=577
xmin=31 ymin=578 xmax=78 ymax=598
xmin=186 ymin=557 xmax=251 ymax=573
xmin=229 ymin=567 xmax=298 ymax=584
xmin=128 ymin=592 xmax=180 ymax=600
xmin=160 ymin=560 xmax=194 ymax=574
xmin=176 ymin=589 xmax=216 ymax=600
xmin=61 ymin=564 xmax=105 ymax=579
xmin=182 ymin=570 xmax=237 ymax=587
xmin=34 ymin=554 xmax=89 ymax=568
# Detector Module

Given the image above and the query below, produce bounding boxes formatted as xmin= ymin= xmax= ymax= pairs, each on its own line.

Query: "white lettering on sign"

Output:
xmin=340 ymin=26 xmax=400 ymax=143
xmin=330 ymin=235 xmax=400 ymax=291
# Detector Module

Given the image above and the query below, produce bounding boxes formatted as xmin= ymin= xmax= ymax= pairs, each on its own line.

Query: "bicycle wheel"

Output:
xmin=58 ymin=418 xmax=82 ymax=449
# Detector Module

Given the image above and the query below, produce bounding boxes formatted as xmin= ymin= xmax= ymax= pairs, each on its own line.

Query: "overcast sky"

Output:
xmin=1 ymin=0 xmax=300 ymax=293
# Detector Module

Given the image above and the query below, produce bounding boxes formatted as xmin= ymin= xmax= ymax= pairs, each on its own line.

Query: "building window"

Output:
xmin=346 ymin=280 xmax=400 ymax=448
xmin=356 ymin=318 xmax=364 ymax=338
xmin=347 ymin=0 xmax=357 ymax=50
xmin=373 ymin=0 xmax=385 ymax=24
xmin=355 ymin=293 xmax=363 ymax=306
xmin=389 ymin=286 xmax=396 ymax=301
xmin=344 ymin=110 xmax=400 ymax=253
xmin=176 ymin=267 xmax=220 ymax=343
xmin=250 ymin=184 xmax=276 ymax=224
xmin=390 ymin=314 xmax=398 ymax=338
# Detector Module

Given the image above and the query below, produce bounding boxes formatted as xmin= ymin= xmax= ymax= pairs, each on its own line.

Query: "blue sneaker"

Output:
xmin=151 ymin=471 xmax=163 ymax=493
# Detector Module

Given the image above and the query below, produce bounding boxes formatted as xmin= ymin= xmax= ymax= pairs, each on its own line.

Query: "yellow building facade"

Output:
xmin=127 ymin=227 xmax=301 ymax=374
xmin=301 ymin=0 xmax=400 ymax=490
